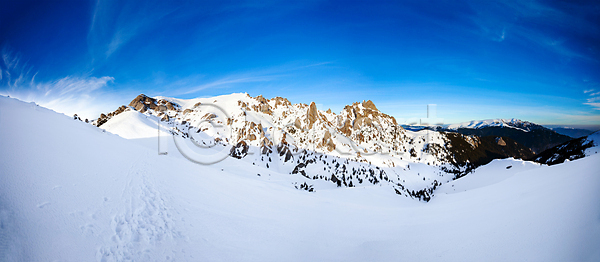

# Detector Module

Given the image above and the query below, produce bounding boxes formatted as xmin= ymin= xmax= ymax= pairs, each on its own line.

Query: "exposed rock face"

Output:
xmin=129 ymin=94 xmax=178 ymax=114
xmin=252 ymin=95 xmax=272 ymax=114
xmin=94 ymin=94 xmax=181 ymax=127
xmin=294 ymin=119 xmax=302 ymax=129
xmin=306 ymin=102 xmax=318 ymax=129
xmin=320 ymin=130 xmax=336 ymax=151
xmin=362 ymin=100 xmax=378 ymax=111
xmin=277 ymin=144 xmax=294 ymax=162
xmin=129 ymin=94 xmax=157 ymax=113
xmin=95 ymin=105 xmax=128 ymax=127
xmin=497 ymin=137 xmax=506 ymax=146
xmin=271 ymin=97 xmax=291 ymax=108
xmin=229 ymin=141 xmax=249 ymax=159
xmin=333 ymin=99 xmax=404 ymax=152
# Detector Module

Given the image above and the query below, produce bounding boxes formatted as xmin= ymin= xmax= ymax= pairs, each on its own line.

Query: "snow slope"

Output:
xmin=1 ymin=96 xmax=599 ymax=261
xmin=100 ymin=110 xmax=171 ymax=139
xmin=584 ymin=131 xmax=600 ymax=156
xmin=435 ymin=158 xmax=541 ymax=194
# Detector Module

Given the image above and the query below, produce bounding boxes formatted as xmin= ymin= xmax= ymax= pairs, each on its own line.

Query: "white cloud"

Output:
xmin=179 ymin=75 xmax=278 ymax=95
xmin=88 ymin=0 xmax=180 ymax=61
xmin=1 ymin=47 xmax=117 ymax=120
xmin=583 ymin=87 xmax=600 ymax=110
xmin=41 ymin=76 xmax=114 ymax=96
xmin=167 ymin=61 xmax=333 ymax=96
xmin=1 ymin=46 xmax=34 ymax=88
xmin=2 ymin=76 xmax=116 ymax=120
xmin=584 ymin=103 xmax=600 ymax=110
xmin=587 ymin=96 xmax=600 ymax=103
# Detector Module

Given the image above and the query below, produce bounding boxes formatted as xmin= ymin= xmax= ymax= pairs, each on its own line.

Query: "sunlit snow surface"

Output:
xmin=1 ymin=96 xmax=599 ymax=261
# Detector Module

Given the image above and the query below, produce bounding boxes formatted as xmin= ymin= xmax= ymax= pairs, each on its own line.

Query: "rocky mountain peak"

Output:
xmin=251 ymin=94 xmax=272 ymax=114
xmin=362 ymin=100 xmax=378 ymax=111
xmin=306 ymin=102 xmax=319 ymax=129
xmin=270 ymin=96 xmax=292 ymax=108
xmin=129 ymin=94 xmax=156 ymax=113
xmin=129 ymin=94 xmax=178 ymax=113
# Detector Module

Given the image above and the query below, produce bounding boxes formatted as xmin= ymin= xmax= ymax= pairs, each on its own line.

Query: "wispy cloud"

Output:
xmin=467 ymin=0 xmax=598 ymax=62
xmin=88 ymin=0 xmax=180 ymax=61
xmin=0 ymin=46 xmax=34 ymax=88
xmin=584 ymin=88 xmax=600 ymax=110
xmin=166 ymin=61 xmax=333 ymax=96
xmin=179 ymin=75 xmax=279 ymax=95
xmin=587 ymin=96 xmax=600 ymax=103
xmin=2 ymin=75 xmax=117 ymax=120
xmin=0 ymin=47 xmax=117 ymax=120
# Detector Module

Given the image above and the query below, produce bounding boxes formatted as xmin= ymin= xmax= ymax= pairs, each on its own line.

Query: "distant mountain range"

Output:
xmin=545 ymin=126 xmax=597 ymax=138
xmin=431 ymin=119 xmax=573 ymax=154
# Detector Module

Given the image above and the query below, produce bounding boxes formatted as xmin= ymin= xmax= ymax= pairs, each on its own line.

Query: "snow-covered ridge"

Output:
xmin=584 ymin=130 xmax=600 ymax=152
xmin=445 ymin=118 xmax=538 ymax=132
xmin=533 ymin=130 xmax=600 ymax=165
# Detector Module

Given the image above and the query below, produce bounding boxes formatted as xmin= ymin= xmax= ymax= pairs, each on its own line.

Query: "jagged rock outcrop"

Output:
xmin=362 ymin=100 xmax=378 ymax=111
xmin=94 ymin=94 xmax=181 ymax=127
xmin=230 ymin=141 xmax=249 ymax=159
xmin=306 ymin=102 xmax=319 ymax=129
xmin=94 ymin=105 xmax=128 ymax=127
xmin=252 ymin=95 xmax=272 ymax=114
xmin=129 ymin=94 xmax=178 ymax=113
xmin=497 ymin=137 xmax=506 ymax=146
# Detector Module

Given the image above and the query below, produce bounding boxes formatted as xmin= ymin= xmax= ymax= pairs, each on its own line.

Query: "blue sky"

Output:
xmin=1 ymin=0 xmax=599 ymax=125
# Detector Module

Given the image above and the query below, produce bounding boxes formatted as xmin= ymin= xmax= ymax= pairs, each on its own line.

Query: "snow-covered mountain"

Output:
xmin=547 ymin=126 xmax=596 ymax=138
xmin=2 ymin=95 xmax=599 ymax=261
xmin=94 ymin=93 xmax=533 ymax=201
xmin=533 ymin=131 xmax=600 ymax=165
xmin=436 ymin=118 xmax=572 ymax=153
xmin=446 ymin=118 xmax=539 ymax=132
